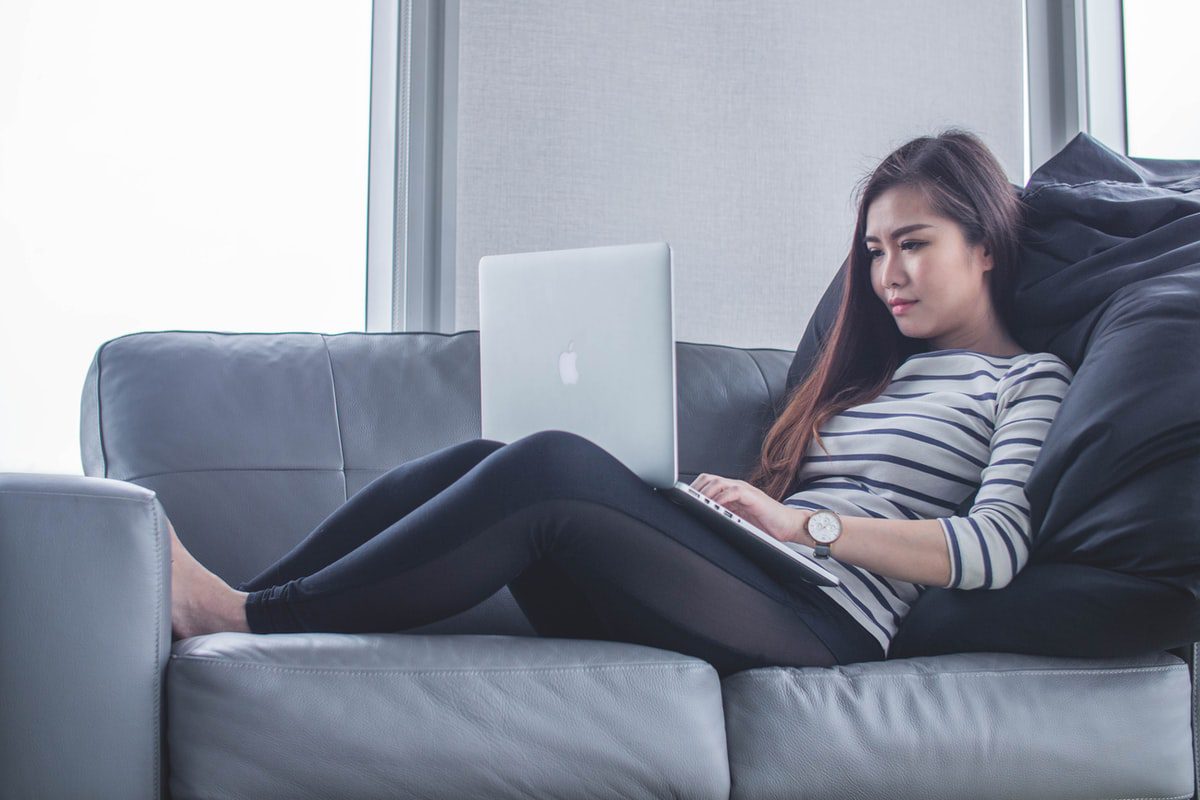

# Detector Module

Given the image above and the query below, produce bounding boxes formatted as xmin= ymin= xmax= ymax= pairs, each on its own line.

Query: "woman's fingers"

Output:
xmin=696 ymin=475 xmax=739 ymax=505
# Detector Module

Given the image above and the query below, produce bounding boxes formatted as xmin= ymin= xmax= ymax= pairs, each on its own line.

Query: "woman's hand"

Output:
xmin=690 ymin=473 xmax=810 ymax=544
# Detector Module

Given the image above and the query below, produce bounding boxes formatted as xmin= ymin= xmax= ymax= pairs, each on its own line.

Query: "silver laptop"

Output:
xmin=478 ymin=241 xmax=840 ymax=588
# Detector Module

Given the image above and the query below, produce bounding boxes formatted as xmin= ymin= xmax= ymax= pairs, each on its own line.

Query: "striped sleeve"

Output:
xmin=939 ymin=356 xmax=1074 ymax=590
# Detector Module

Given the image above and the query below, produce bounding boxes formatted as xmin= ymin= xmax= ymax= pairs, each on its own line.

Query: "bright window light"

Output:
xmin=1122 ymin=0 xmax=1200 ymax=158
xmin=0 ymin=1 xmax=372 ymax=475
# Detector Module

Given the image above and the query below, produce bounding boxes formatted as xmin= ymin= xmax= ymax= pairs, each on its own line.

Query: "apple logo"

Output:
xmin=558 ymin=340 xmax=579 ymax=385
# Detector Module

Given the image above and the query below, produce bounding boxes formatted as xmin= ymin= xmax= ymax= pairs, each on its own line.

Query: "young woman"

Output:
xmin=170 ymin=129 xmax=1074 ymax=677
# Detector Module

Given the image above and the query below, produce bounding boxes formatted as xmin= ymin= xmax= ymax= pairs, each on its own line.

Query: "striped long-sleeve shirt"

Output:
xmin=781 ymin=348 xmax=1075 ymax=656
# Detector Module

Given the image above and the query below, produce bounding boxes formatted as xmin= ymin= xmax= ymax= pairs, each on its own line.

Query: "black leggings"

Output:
xmin=236 ymin=430 xmax=884 ymax=677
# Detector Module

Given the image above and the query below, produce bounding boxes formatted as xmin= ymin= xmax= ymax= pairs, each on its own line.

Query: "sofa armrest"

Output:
xmin=1191 ymin=642 xmax=1199 ymax=800
xmin=0 ymin=473 xmax=169 ymax=800
xmin=1170 ymin=641 xmax=1200 ymax=800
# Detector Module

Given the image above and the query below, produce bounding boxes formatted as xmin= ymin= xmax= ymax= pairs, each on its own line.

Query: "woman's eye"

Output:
xmin=868 ymin=242 xmax=923 ymax=258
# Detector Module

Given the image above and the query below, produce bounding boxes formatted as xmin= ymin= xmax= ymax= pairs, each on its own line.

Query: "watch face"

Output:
xmin=808 ymin=511 xmax=841 ymax=543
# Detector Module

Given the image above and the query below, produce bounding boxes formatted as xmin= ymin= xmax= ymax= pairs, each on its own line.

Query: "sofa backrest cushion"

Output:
xmin=80 ymin=330 xmax=791 ymax=587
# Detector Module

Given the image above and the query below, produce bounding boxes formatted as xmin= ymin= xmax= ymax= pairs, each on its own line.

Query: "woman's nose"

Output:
xmin=880 ymin=251 xmax=904 ymax=285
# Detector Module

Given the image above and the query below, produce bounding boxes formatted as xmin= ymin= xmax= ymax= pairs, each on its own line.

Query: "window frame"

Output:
xmin=366 ymin=0 xmax=459 ymax=333
xmin=1025 ymin=0 xmax=1127 ymax=175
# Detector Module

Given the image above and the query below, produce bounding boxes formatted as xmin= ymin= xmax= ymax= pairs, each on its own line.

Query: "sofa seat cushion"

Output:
xmin=167 ymin=631 xmax=729 ymax=800
xmin=721 ymin=650 xmax=1193 ymax=800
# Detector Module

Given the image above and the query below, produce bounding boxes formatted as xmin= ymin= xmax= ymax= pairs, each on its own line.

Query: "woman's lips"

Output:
xmin=891 ymin=301 xmax=917 ymax=315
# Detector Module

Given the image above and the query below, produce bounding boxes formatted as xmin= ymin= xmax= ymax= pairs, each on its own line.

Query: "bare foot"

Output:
xmin=168 ymin=519 xmax=251 ymax=640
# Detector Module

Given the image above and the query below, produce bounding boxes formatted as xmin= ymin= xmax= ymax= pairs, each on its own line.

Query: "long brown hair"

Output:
xmin=747 ymin=128 xmax=1025 ymax=502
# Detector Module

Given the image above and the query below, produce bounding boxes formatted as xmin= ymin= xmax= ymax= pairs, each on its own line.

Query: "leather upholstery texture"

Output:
xmin=34 ymin=328 xmax=1193 ymax=799
xmin=0 ymin=474 xmax=171 ymax=799
xmin=723 ymin=649 xmax=1194 ymax=800
xmin=167 ymin=632 xmax=729 ymax=800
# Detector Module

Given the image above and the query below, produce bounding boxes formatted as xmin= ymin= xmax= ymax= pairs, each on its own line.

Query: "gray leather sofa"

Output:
xmin=1 ymin=329 xmax=1195 ymax=800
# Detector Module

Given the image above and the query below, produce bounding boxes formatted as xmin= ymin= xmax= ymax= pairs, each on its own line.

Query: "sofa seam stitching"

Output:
xmin=104 ymin=329 xmax=475 ymax=345
xmin=1193 ymin=642 xmax=1198 ymax=799
xmin=167 ymin=658 xmax=712 ymax=677
xmin=145 ymin=498 xmax=161 ymax=797
xmin=97 ymin=339 xmax=109 ymax=478
xmin=0 ymin=489 xmax=154 ymax=502
xmin=322 ymin=334 xmax=348 ymax=504
xmin=121 ymin=466 xmax=349 ymax=483
xmin=727 ymin=663 xmax=1185 ymax=681
xmin=744 ymin=350 xmax=776 ymax=419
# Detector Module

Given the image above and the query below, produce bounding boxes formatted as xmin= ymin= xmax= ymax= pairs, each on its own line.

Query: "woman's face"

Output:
xmin=864 ymin=184 xmax=997 ymax=352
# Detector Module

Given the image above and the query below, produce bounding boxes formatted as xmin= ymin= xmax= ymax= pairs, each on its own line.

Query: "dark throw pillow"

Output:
xmin=788 ymin=133 xmax=1200 ymax=659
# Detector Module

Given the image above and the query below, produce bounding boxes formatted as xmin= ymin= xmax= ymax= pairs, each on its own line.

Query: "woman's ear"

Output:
xmin=978 ymin=243 xmax=994 ymax=272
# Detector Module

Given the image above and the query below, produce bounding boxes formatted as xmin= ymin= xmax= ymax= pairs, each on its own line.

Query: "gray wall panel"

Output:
xmin=455 ymin=0 xmax=1023 ymax=349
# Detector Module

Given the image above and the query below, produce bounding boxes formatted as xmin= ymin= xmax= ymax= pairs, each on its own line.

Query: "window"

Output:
xmin=1122 ymin=0 xmax=1200 ymax=158
xmin=0 ymin=1 xmax=373 ymax=474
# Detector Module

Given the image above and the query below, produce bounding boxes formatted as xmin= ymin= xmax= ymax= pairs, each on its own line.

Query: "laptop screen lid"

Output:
xmin=479 ymin=240 xmax=843 ymax=589
xmin=479 ymin=241 xmax=678 ymax=489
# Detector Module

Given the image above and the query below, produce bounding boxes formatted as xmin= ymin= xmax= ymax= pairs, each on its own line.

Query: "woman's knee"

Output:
xmin=471 ymin=437 xmax=508 ymax=458
xmin=497 ymin=430 xmax=624 ymax=493
xmin=509 ymin=429 xmax=604 ymax=459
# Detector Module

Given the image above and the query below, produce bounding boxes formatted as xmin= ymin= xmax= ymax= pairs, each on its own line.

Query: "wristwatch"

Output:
xmin=806 ymin=509 xmax=843 ymax=559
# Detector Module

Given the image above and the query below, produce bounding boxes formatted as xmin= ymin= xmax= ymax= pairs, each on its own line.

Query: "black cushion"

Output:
xmin=891 ymin=563 xmax=1200 ymax=659
xmin=787 ymin=133 xmax=1200 ymax=658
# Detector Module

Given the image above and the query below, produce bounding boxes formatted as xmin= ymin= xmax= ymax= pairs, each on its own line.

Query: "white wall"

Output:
xmin=0 ymin=1 xmax=372 ymax=474
xmin=452 ymin=0 xmax=1025 ymax=350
